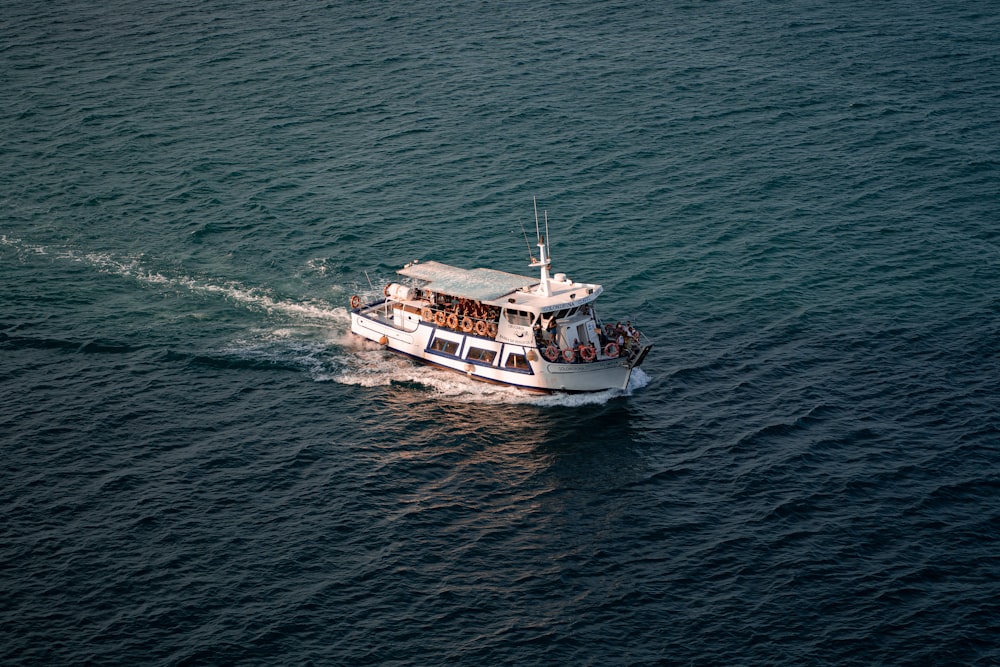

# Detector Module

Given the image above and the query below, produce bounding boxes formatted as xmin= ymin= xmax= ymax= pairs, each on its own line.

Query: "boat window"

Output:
xmin=504 ymin=309 xmax=534 ymax=327
xmin=429 ymin=338 xmax=459 ymax=355
xmin=552 ymin=307 xmax=580 ymax=319
xmin=466 ymin=347 xmax=497 ymax=364
xmin=505 ymin=353 xmax=529 ymax=370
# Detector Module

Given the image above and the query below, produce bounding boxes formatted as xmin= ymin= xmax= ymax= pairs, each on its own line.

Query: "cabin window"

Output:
xmin=504 ymin=309 xmax=534 ymax=327
xmin=505 ymin=353 xmax=529 ymax=370
xmin=466 ymin=347 xmax=497 ymax=364
xmin=430 ymin=338 xmax=459 ymax=355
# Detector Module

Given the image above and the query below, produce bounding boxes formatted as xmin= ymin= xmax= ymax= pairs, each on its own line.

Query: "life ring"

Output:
xmin=604 ymin=342 xmax=619 ymax=358
xmin=580 ymin=346 xmax=596 ymax=362
xmin=435 ymin=311 xmax=447 ymax=326
xmin=604 ymin=323 xmax=615 ymax=337
xmin=474 ymin=320 xmax=487 ymax=336
xmin=422 ymin=307 xmax=434 ymax=321
xmin=544 ymin=345 xmax=560 ymax=362
xmin=460 ymin=317 xmax=473 ymax=333
xmin=350 ymin=295 xmax=361 ymax=309
xmin=486 ymin=322 xmax=498 ymax=338
xmin=383 ymin=284 xmax=392 ymax=297
xmin=446 ymin=313 xmax=459 ymax=329
xmin=562 ymin=348 xmax=576 ymax=363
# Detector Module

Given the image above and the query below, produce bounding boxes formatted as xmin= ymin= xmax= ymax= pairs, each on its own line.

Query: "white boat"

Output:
xmin=348 ymin=207 xmax=652 ymax=393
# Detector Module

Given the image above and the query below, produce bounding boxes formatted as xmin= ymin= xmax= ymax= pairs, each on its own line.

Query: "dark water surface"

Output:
xmin=3 ymin=1 xmax=999 ymax=664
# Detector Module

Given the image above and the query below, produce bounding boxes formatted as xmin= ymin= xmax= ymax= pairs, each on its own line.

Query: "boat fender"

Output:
xmin=474 ymin=320 xmax=487 ymax=336
xmin=379 ymin=335 xmax=389 ymax=346
xmin=350 ymin=295 xmax=361 ymax=309
xmin=446 ymin=313 xmax=459 ymax=329
xmin=604 ymin=342 xmax=619 ymax=358
xmin=580 ymin=346 xmax=596 ymax=362
xmin=544 ymin=345 xmax=560 ymax=362
xmin=562 ymin=348 xmax=576 ymax=363
xmin=527 ymin=349 xmax=539 ymax=362
xmin=460 ymin=317 xmax=473 ymax=333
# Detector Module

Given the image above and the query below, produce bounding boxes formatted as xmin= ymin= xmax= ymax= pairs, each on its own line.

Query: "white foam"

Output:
xmin=2 ymin=237 xmax=350 ymax=325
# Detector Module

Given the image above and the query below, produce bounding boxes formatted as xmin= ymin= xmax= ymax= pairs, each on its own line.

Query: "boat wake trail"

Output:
xmin=0 ymin=235 xmax=350 ymax=325
xmin=2 ymin=235 xmax=650 ymax=405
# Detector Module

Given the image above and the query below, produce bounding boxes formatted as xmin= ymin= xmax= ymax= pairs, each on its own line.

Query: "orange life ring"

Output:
xmin=474 ymin=320 xmax=487 ymax=336
xmin=350 ymin=295 xmax=361 ymax=309
xmin=543 ymin=345 xmax=560 ymax=362
xmin=422 ymin=307 xmax=433 ymax=321
xmin=562 ymin=348 xmax=575 ymax=363
xmin=580 ymin=346 xmax=596 ymax=362
xmin=383 ymin=284 xmax=392 ymax=297
xmin=435 ymin=311 xmax=447 ymax=326
xmin=446 ymin=313 xmax=459 ymax=329
xmin=486 ymin=322 xmax=498 ymax=338
xmin=460 ymin=317 xmax=473 ymax=333
xmin=604 ymin=342 xmax=619 ymax=358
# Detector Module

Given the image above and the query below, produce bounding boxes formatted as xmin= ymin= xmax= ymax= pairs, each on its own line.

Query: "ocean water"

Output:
xmin=3 ymin=0 xmax=999 ymax=664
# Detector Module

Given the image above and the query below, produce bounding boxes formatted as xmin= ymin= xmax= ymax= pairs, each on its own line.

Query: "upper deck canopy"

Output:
xmin=397 ymin=260 xmax=538 ymax=302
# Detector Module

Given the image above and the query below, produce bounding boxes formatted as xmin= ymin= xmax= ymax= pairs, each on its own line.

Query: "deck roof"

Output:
xmin=397 ymin=260 xmax=538 ymax=302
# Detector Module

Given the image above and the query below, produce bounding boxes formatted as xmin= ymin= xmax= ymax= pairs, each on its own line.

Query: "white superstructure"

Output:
xmin=348 ymin=210 xmax=651 ymax=393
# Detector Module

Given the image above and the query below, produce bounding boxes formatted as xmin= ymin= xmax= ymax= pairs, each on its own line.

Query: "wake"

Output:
xmin=1 ymin=234 xmax=350 ymax=324
xmin=2 ymin=235 xmax=647 ymax=405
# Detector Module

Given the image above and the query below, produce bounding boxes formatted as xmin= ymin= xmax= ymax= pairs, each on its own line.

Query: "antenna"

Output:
xmin=364 ymin=270 xmax=375 ymax=292
xmin=533 ymin=196 xmax=541 ymax=242
xmin=519 ymin=206 xmax=535 ymax=262
xmin=544 ymin=210 xmax=550 ymax=261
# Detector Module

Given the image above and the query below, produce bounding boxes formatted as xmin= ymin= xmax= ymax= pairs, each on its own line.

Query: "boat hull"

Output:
xmin=350 ymin=307 xmax=641 ymax=393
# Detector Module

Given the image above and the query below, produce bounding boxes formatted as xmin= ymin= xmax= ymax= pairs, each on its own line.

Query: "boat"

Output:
xmin=348 ymin=204 xmax=652 ymax=393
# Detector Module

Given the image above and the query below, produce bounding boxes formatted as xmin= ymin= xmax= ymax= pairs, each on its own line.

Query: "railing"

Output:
xmin=534 ymin=322 xmax=646 ymax=364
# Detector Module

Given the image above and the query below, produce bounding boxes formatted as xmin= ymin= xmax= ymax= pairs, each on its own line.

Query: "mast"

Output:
xmin=530 ymin=198 xmax=553 ymax=297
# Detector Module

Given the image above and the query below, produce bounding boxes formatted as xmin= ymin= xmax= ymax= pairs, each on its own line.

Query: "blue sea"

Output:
xmin=3 ymin=1 xmax=999 ymax=664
